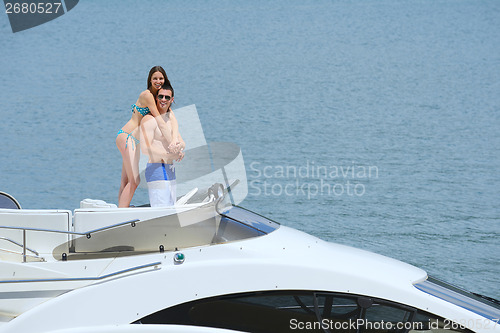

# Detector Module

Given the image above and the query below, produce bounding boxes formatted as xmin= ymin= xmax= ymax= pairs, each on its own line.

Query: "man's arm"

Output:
xmin=168 ymin=110 xmax=181 ymax=151
xmin=140 ymin=115 xmax=181 ymax=161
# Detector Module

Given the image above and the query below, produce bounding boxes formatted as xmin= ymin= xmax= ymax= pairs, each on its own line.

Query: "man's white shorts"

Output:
xmin=145 ymin=163 xmax=176 ymax=207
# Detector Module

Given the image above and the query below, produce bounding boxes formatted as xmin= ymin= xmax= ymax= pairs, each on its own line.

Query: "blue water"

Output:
xmin=1 ymin=1 xmax=499 ymax=299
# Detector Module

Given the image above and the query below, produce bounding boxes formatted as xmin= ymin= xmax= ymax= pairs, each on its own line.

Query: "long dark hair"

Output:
xmin=147 ymin=66 xmax=171 ymax=95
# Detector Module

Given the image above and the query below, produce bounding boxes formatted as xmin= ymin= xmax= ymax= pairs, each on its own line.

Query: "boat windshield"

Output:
xmin=218 ymin=205 xmax=281 ymax=238
xmin=414 ymin=276 xmax=500 ymax=321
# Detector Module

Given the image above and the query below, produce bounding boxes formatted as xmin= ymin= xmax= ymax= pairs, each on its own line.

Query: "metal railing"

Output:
xmin=0 ymin=218 xmax=140 ymax=262
xmin=0 ymin=236 xmax=39 ymax=256
xmin=0 ymin=261 xmax=161 ymax=284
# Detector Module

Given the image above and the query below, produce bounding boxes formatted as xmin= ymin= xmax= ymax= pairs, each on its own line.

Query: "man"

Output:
xmin=140 ymin=84 xmax=185 ymax=207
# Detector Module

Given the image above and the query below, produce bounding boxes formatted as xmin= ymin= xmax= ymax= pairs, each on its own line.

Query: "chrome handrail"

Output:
xmin=0 ymin=218 xmax=140 ymax=262
xmin=0 ymin=261 xmax=161 ymax=284
xmin=0 ymin=218 xmax=140 ymax=238
xmin=0 ymin=236 xmax=39 ymax=256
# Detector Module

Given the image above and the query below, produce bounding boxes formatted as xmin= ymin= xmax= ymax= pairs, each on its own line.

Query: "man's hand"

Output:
xmin=175 ymin=150 xmax=185 ymax=162
xmin=168 ymin=141 xmax=182 ymax=153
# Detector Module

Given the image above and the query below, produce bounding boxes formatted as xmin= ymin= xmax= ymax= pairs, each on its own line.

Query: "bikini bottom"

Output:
xmin=117 ymin=129 xmax=140 ymax=149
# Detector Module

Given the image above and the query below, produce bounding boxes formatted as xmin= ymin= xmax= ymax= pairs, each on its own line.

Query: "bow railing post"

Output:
xmin=23 ymin=229 xmax=26 ymax=263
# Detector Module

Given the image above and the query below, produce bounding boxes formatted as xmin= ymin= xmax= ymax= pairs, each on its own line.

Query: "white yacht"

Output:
xmin=1 ymin=104 xmax=498 ymax=332
xmin=0 ymin=184 xmax=499 ymax=333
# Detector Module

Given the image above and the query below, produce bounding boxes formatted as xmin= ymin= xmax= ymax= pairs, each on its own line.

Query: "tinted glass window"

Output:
xmin=316 ymin=293 xmax=472 ymax=333
xmin=0 ymin=192 xmax=20 ymax=209
xmin=316 ymin=294 xmax=359 ymax=320
xmin=138 ymin=291 xmax=319 ymax=332
xmin=136 ymin=290 xmax=473 ymax=333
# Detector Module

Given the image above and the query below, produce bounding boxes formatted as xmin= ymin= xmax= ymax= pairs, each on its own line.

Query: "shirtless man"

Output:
xmin=140 ymin=84 xmax=185 ymax=207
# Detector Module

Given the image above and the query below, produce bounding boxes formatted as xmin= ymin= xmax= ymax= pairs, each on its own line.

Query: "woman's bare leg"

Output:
xmin=117 ymin=134 xmax=141 ymax=207
xmin=118 ymin=162 xmax=127 ymax=203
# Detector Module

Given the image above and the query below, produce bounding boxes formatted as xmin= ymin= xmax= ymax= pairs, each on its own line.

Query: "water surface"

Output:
xmin=0 ymin=0 xmax=499 ymax=299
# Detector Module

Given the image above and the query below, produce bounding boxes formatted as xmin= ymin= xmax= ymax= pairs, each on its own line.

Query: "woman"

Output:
xmin=116 ymin=66 xmax=180 ymax=207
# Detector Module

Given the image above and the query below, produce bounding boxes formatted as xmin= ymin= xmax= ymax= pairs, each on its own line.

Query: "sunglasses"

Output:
xmin=158 ymin=94 xmax=172 ymax=101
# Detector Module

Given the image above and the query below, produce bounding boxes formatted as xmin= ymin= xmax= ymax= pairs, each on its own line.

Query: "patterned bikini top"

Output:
xmin=132 ymin=104 xmax=150 ymax=116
